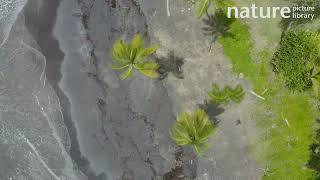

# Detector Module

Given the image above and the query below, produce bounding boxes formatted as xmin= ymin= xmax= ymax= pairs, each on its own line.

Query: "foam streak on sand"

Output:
xmin=0 ymin=0 xmax=85 ymax=179
xmin=22 ymin=133 xmax=62 ymax=180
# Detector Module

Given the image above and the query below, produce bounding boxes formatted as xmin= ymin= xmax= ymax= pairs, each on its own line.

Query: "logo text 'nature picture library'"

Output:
xmin=227 ymin=4 xmax=315 ymax=19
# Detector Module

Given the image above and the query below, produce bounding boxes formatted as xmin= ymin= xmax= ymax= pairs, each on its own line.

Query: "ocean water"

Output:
xmin=0 ymin=0 xmax=27 ymax=46
xmin=0 ymin=1 xmax=84 ymax=179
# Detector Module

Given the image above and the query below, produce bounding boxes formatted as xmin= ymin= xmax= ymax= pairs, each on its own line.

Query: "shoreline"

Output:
xmin=23 ymin=0 xmax=98 ymax=179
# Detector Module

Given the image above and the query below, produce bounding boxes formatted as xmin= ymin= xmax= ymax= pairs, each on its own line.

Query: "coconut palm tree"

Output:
xmin=202 ymin=9 xmax=235 ymax=38
xmin=112 ymin=35 xmax=159 ymax=79
xmin=208 ymin=83 xmax=245 ymax=106
xmin=171 ymin=109 xmax=217 ymax=155
xmin=208 ymin=83 xmax=230 ymax=105
xmin=202 ymin=9 xmax=235 ymax=51
xmin=228 ymin=84 xmax=245 ymax=103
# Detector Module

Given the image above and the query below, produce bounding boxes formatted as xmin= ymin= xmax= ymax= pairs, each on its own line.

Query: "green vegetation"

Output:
xmin=219 ymin=20 xmax=270 ymax=92
xmin=190 ymin=0 xmax=234 ymax=18
xmin=228 ymin=85 xmax=245 ymax=103
xmin=202 ymin=9 xmax=235 ymax=42
xmin=170 ymin=109 xmax=218 ymax=155
xmin=197 ymin=0 xmax=212 ymax=18
xmin=185 ymin=0 xmax=212 ymax=18
xmin=208 ymin=83 xmax=245 ymax=106
xmin=271 ymin=30 xmax=320 ymax=92
xmin=255 ymin=89 xmax=318 ymax=179
xmin=215 ymin=1 xmax=320 ymax=179
xmin=112 ymin=35 xmax=159 ymax=79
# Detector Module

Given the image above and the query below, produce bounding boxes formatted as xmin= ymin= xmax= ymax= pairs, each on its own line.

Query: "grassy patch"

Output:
xmin=256 ymin=85 xmax=319 ymax=179
xmin=218 ymin=20 xmax=270 ymax=93
xmin=217 ymin=2 xmax=320 ymax=179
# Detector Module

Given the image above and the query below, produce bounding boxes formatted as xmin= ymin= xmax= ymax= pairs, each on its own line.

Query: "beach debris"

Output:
xmin=249 ymin=90 xmax=265 ymax=100
xmin=167 ymin=0 xmax=171 ymax=17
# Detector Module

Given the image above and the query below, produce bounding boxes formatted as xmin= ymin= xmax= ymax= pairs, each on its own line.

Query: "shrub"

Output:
xmin=271 ymin=30 xmax=320 ymax=91
xmin=112 ymin=35 xmax=159 ymax=79
xmin=208 ymin=83 xmax=245 ymax=106
xmin=170 ymin=109 xmax=217 ymax=155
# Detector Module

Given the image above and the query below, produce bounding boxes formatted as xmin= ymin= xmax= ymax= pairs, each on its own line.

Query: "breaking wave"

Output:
xmin=0 ymin=1 xmax=84 ymax=179
xmin=0 ymin=0 xmax=27 ymax=46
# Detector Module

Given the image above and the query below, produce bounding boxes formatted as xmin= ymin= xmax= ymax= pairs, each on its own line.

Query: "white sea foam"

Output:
xmin=0 ymin=39 xmax=84 ymax=179
xmin=0 ymin=1 xmax=85 ymax=179
xmin=0 ymin=0 xmax=27 ymax=46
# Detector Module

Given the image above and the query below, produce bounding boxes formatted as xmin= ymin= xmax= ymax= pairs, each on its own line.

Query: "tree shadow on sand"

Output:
xmin=202 ymin=9 xmax=235 ymax=51
xmin=198 ymin=100 xmax=225 ymax=125
xmin=156 ymin=51 xmax=185 ymax=80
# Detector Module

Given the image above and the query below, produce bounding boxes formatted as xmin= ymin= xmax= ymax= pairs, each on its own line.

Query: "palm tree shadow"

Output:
xmin=198 ymin=100 xmax=224 ymax=125
xmin=156 ymin=51 xmax=185 ymax=80
xmin=202 ymin=10 xmax=235 ymax=38
xmin=202 ymin=9 xmax=235 ymax=50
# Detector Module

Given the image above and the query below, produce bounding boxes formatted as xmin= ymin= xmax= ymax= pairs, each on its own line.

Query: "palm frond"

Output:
xmin=202 ymin=9 xmax=235 ymax=39
xmin=112 ymin=64 xmax=130 ymax=70
xmin=120 ymin=66 xmax=133 ymax=79
xmin=112 ymin=35 xmax=160 ymax=79
xmin=208 ymin=83 xmax=245 ymax=106
xmin=135 ymin=62 xmax=159 ymax=78
xmin=208 ymin=83 xmax=229 ymax=105
xmin=112 ymin=39 xmax=129 ymax=64
xmin=131 ymin=34 xmax=144 ymax=50
xmin=197 ymin=0 xmax=211 ymax=18
xmin=228 ymin=84 xmax=245 ymax=103
xmin=136 ymin=45 xmax=159 ymax=62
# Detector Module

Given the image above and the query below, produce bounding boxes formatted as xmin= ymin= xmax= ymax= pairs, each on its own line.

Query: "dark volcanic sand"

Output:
xmin=22 ymin=0 xmax=197 ymax=179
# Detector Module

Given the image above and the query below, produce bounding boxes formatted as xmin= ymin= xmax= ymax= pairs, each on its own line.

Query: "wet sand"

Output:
xmin=19 ymin=0 xmax=261 ymax=179
xmin=24 ymin=0 xmax=179 ymax=179
xmin=23 ymin=0 xmax=99 ymax=179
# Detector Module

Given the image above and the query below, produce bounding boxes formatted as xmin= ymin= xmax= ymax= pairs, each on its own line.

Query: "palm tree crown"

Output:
xmin=112 ymin=35 xmax=159 ymax=79
xmin=171 ymin=109 xmax=217 ymax=155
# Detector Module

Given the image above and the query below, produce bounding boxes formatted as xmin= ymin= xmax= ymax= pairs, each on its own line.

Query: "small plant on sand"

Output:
xmin=112 ymin=35 xmax=159 ymax=79
xmin=171 ymin=109 xmax=217 ymax=155
xmin=208 ymin=84 xmax=230 ymax=105
xmin=228 ymin=84 xmax=246 ymax=103
xmin=208 ymin=83 xmax=245 ymax=106
xmin=271 ymin=30 xmax=320 ymax=93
